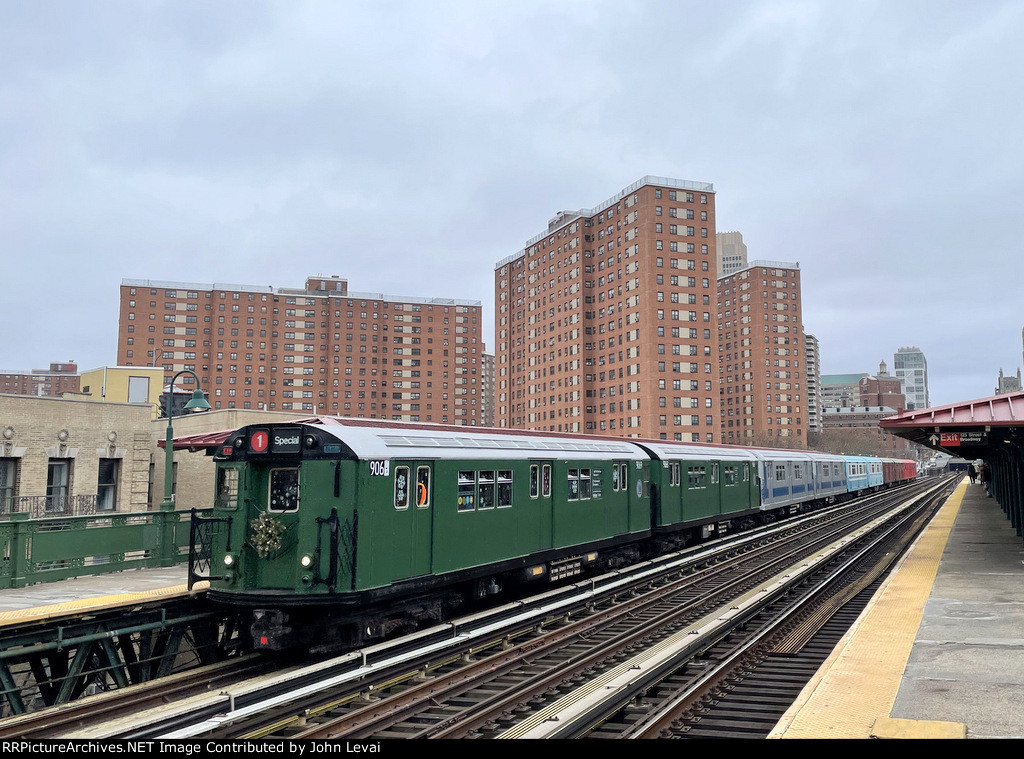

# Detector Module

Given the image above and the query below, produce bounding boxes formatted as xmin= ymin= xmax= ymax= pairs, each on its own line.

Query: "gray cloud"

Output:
xmin=2 ymin=0 xmax=1022 ymax=405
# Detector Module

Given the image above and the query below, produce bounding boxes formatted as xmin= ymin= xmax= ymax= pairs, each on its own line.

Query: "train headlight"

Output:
xmin=300 ymin=555 xmax=313 ymax=568
xmin=223 ymin=554 xmax=236 ymax=567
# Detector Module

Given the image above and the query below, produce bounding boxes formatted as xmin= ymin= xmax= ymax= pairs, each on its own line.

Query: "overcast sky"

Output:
xmin=2 ymin=1 xmax=1022 ymax=407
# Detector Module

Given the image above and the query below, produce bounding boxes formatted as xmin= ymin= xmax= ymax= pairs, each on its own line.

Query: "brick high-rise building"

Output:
xmin=481 ymin=353 xmax=495 ymax=427
xmin=858 ymin=361 xmax=905 ymax=410
xmin=717 ymin=260 xmax=805 ymax=446
xmin=0 ymin=362 xmax=79 ymax=397
xmin=117 ymin=276 xmax=485 ymax=424
xmin=494 ymin=176 xmax=719 ymax=440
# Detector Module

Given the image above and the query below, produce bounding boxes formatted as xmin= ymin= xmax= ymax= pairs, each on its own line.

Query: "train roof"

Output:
xmin=330 ymin=425 xmax=649 ymax=462
xmin=220 ymin=418 xmax=650 ymax=462
xmin=169 ymin=415 xmax=910 ymax=467
xmin=839 ymin=454 xmax=884 ymax=463
xmin=635 ymin=441 xmax=758 ymax=462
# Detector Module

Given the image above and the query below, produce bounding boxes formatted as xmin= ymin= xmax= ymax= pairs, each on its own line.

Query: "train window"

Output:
xmin=688 ymin=466 xmax=706 ymax=489
xmin=612 ymin=465 xmax=620 ymax=490
xmin=542 ymin=465 xmax=551 ymax=497
xmin=458 ymin=471 xmax=475 ymax=511
xmin=568 ymin=469 xmax=580 ymax=500
xmin=775 ymin=464 xmax=786 ymax=481
xmin=217 ymin=468 xmax=239 ymax=510
xmin=268 ymin=468 xmax=299 ymax=512
xmin=621 ymin=463 xmax=629 ymax=491
xmin=530 ymin=465 xmax=539 ymax=497
xmin=416 ymin=467 xmax=430 ymax=508
xmin=497 ymin=470 xmax=513 ymax=507
xmin=743 ymin=465 xmax=750 ymax=482
xmin=579 ymin=469 xmax=592 ymax=499
xmin=394 ymin=466 xmax=410 ymax=510
xmin=478 ymin=471 xmax=495 ymax=509
xmin=793 ymin=464 xmax=802 ymax=480
xmin=711 ymin=464 xmax=719 ymax=485
xmin=724 ymin=465 xmax=736 ymax=486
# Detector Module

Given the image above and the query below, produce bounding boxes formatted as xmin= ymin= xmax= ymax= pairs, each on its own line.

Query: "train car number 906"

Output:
xmin=369 ymin=460 xmax=391 ymax=477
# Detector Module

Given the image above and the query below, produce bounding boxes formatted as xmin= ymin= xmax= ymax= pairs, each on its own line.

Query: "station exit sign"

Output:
xmin=938 ymin=432 xmax=987 ymax=446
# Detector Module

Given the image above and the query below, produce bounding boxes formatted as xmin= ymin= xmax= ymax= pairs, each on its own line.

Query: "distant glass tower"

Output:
xmin=893 ymin=346 xmax=929 ymax=410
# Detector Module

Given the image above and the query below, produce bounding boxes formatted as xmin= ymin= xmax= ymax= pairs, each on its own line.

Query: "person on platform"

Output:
xmin=981 ymin=464 xmax=992 ymax=497
xmin=968 ymin=463 xmax=977 ymax=484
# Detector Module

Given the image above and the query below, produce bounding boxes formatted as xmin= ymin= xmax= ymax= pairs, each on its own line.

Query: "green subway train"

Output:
xmin=188 ymin=417 xmax=915 ymax=651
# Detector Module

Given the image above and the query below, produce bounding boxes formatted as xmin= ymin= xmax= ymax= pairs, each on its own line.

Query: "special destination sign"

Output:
xmin=271 ymin=426 xmax=302 ymax=454
xmin=247 ymin=427 xmax=303 ymax=454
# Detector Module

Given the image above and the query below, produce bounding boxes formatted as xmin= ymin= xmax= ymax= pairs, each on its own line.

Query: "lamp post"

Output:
xmin=161 ymin=369 xmax=211 ymax=511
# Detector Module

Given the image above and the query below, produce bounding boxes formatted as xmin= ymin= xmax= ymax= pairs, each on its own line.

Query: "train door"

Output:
xmin=711 ymin=462 xmax=722 ymax=516
xmin=389 ymin=461 xmax=433 ymax=579
xmin=376 ymin=458 xmax=436 ymax=581
xmin=628 ymin=459 xmax=652 ymax=533
xmin=530 ymin=461 xmax=554 ymax=551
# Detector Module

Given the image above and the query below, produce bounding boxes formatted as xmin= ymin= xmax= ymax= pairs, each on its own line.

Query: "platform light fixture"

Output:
xmin=161 ymin=369 xmax=211 ymax=510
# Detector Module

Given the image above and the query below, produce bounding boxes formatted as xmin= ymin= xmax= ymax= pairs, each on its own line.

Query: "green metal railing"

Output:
xmin=0 ymin=506 xmax=211 ymax=589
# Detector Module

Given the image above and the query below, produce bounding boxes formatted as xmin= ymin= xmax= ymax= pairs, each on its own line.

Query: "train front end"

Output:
xmin=189 ymin=422 xmax=359 ymax=648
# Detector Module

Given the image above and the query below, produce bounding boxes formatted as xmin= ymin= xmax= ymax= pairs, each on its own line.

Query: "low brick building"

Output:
xmin=0 ymin=362 xmax=80 ymax=397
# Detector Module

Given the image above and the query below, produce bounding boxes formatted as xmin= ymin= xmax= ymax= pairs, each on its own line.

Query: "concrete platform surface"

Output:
xmin=890 ymin=481 xmax=1024 ymax=739
xmin=0 ymin=567 xmax=190 ymax=614
xmin=773 ymin=478 xmax=1024 ymax=739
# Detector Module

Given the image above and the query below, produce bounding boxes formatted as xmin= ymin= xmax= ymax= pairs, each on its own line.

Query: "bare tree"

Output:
xmin=808 ymin=427 xmax=924 ymax=459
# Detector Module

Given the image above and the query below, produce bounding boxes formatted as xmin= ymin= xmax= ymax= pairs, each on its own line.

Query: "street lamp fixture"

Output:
xmin=161 ymin=369 xmax=211 ymax=510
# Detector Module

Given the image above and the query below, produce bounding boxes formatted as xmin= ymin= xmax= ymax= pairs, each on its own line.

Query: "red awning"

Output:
xmin=880 ymin=390 xmax=1024 ymax=430
xmin=879 ymin=390 xmax=1024 ymax=452
xmin=159 ymin=428 xmax=237 ymax=451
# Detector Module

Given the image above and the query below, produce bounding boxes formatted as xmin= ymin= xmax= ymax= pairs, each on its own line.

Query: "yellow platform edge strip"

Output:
xmin=769 ymin=478 xmax=969 ymax=740
xmin=0 ymin=580 xmax=208 ymax=628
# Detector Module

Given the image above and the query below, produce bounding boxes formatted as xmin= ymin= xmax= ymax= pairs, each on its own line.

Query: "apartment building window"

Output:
xmin=97 ymin=459 xmax=118 ymax=511
xmin=0 ymin=458 xmax=16 ymax=514
xmin=46 ymin=459 xmax=71 ymax=512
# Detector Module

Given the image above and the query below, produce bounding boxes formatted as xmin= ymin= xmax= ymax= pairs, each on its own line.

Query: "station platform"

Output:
xmin=771 ymin=477 xmax=1024 ymax=739
xmin=0 ymin=566 xmax=192 ymax=623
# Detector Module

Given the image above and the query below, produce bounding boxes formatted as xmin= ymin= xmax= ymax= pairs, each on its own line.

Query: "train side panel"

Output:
xmin=419 ymin=457 xmax=539 ymax=578
xmin=842 ymin=455 xmax=870 ymax=493
xmin=549 ymin=458 xmax=649 ymax=550
xmin=639 ymin=444 xmax=759 ymax=529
